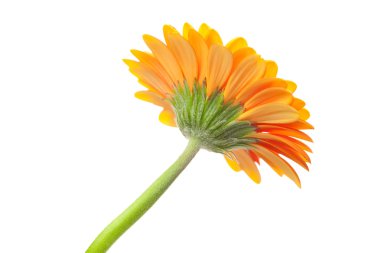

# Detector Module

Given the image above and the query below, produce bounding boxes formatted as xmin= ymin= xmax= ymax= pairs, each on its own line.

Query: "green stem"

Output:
xmin=86 ymin=138 xmax=201 ymax=253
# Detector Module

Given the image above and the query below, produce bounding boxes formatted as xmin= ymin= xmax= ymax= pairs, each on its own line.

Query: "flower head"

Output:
xmin=124 ymin=23 xmax=313 ymax=187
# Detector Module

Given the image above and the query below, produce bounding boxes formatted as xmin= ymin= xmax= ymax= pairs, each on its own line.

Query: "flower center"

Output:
xmin=169 ymin=81 xmax=257 ymax=153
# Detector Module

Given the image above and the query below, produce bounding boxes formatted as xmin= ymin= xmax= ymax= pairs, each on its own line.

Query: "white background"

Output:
xmin=1 ymin=0 xmax=379 ymax=252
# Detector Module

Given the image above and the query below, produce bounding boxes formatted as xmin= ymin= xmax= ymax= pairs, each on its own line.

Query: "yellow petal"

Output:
xmin=226 ymin=37 xmax=248 ymax=53
xmin=234 ymin=150 xmax=261 ymax=183
xmin=263 ymin=60 xmax=278 ymax=78
xmin=251 ymin=145 xmax=301 ymax=187
xmin=205 ymin=29 xmax=223 ymax=46
xmin=166 ymin=34 xmax=198 ymax=87
xmin=206 ymin=45 xmax=233 ymax=96
xmin=135 ymin=90 xmax=166 ymax=107
xmin=224 ymin=154 xmax=241 ymax=172
xmin=286 ymin=81 xmax=297 ymax=93
xmin=299 ymin=108 xmax=310 ymax=120
xmin=135 ymin=90 xmax=176 ymax=127
xmin=188 ymin=29 xmax=208 ymax=83
xmin=143 ymin=35 xmax=183 ymax=84
xmin=199 ymin=23 xmax=211 ymax=38
xmin=239 ymin=103 xmax=299 ymax=124
xmin=163 ymin=25 xmax=180 ymax=44
xmin=159 ymin=108 xmax=176 ymax=127
xmin=182 ymin=22 xmax=194 ymax=39
xmin=244 ymin=87 xmax=293 ymax=109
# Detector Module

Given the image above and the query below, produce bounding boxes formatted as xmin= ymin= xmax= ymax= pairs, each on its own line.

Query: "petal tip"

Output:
xmin=122 ymin=59 xmax=136 ymax=68
xmin=142 ymin=34 xmax=155 ymax=43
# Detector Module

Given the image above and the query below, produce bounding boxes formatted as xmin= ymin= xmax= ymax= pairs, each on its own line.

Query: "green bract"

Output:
xmin=169 ymin=81 xmax=257 ymax=153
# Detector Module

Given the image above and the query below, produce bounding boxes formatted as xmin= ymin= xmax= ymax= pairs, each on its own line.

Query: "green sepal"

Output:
xmin=169 ymin=82 xmax=256 ymax=153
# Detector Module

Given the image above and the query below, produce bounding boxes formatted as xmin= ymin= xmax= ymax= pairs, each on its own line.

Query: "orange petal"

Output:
xmin=224 ymin=55 xmax=260 ymax=101
xmin=226 ymin=37 xmax=248 ymax=53
xmin=206 ymin=45 xmax=233 ymax=96
xmin=244 ymin=58 xmax=267 ymax=85
xmin=166 ymin=34 xmax=198 ymax=86
xmin=143 ymin=35 xmax=183 ymax=84
xmin=236 ymin=150 xmax=261 ymax=183
xmin=244 ymin=87 xmax=293 ymax=109
xmin=251 ymin=145 xmax=301 ymax=187
xmin=188 ymin=29 xmax=209 ymax=83
xmin=136 ymin=80 xmax=159 ymax=93
xmin=276 ymin=120 xmax=314 ymax=130
xmin=248 ymin=150 xmax=260 ymax=164
xmin=239 ymin=103 xmax=299 ymax=124
xmin=258 ymin=125 xmax=313 ymax=142
xmin=257 ymin=125 xmax=313 ymax=142
xmin=231 ymin=47 xmax=256 ymax=72
xmin=290 ymin=98 xmax=305 ymax=110
xmin=131 ymin=50 xmax=173 ymax=88
xmin=259 ymin=140 xmax=309 ymax=171
xmin=236 ymin=78 xmax=288 ymax=104
xmin=281 ymin=136 xmax=313 ymax=153
xmin=124 ymin=59 xmax=171 ymax=95
xmin=251 ymin=132 xmax=312 ymax=162
xmin=232 ymin=56 xmax=266 ymax=99
xmin=226 ymin=150 xmax=261 ymax=183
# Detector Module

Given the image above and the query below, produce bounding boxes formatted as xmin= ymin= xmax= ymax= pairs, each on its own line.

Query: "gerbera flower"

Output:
xmin=125 ymin=23 xmax=312 ymax=187
xmin=86 ymin=23 xmax=313 ymax=253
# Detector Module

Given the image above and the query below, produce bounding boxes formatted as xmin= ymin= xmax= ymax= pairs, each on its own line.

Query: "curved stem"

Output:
xmin=86 ymin=138 xmax=201 ymax=253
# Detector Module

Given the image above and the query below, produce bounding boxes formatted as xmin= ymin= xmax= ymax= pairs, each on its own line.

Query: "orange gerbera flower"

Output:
xmin=87 ymin=23 xmax=313 ymax=253
xmin=124 ymin=23 xmax=312 ymax=187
